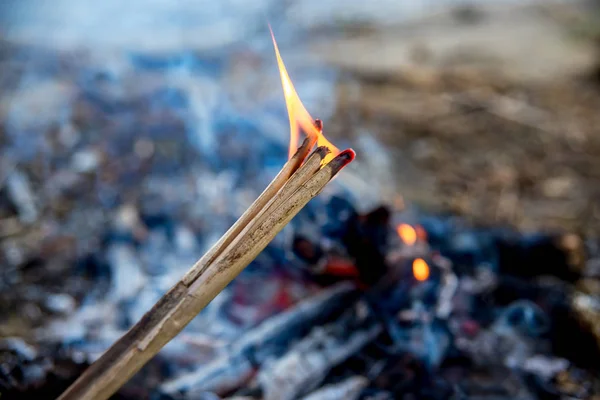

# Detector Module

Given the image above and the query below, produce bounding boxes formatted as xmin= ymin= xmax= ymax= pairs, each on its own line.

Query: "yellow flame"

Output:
xmin=397 ymin=224 xmax=417 ymax=246
xmin=412 ymin=258 xmax=430 ymax=282
xmin=270 ymin=27 xmax=339 ymax=163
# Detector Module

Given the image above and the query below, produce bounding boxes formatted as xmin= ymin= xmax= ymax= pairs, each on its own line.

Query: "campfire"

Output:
xmin=2 ymin=14 xmax=600 ymax=400
xmin=54 ymin=30 xmax=355 ymax=400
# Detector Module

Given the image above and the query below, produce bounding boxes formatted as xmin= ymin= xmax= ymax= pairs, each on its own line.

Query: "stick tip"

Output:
xmin=298 ymin=135 xmax=318 ymax=153
xmin=299 ymin=136 xmax=313 ymax=149
xmin=314 ymin=145 xmax=331 ymax=159
xmin=329 ymin=148 xmax=356 ymax=175
xmin=290 ymin=136 xmax=318 ymax=165
xmin=339 ymin=148 xmax=356 ymax=163
xmin=314 ymin=119 xmax=323 ymax=132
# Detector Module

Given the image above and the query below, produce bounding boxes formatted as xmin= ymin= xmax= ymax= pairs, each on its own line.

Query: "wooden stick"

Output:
xmin=182 ymin=135 xmax=317 ymax=285
xmin=57 ymin=138 xmax=315 ymax=400
xmin=253 ymin=146 xmax=330 ymax=225
xmin=58 ymin=147 xmax=354 ymax=400
xmin=187 ymin=148 xmax=355 ymax=294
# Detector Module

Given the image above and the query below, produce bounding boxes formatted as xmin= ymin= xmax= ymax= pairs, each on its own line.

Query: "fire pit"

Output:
xmin=2 ymin=3 xmax=600 ymax=400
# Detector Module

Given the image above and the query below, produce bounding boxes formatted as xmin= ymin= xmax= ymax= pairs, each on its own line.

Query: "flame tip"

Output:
xmin=271 ymin=30 xmax=340 ymax=163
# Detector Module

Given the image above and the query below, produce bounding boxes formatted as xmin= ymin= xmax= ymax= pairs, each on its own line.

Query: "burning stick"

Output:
xmin=181 ymin=134 xmax=318 ymax=286
xmin=58 ymin=147 xmax=354 ymax=400
xmin=58 ymin=32 xmax=355 ymax=400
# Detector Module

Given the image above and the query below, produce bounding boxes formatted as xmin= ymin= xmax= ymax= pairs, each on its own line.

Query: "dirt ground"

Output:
xmin=310 ymin=1 xmax=600 ymax=237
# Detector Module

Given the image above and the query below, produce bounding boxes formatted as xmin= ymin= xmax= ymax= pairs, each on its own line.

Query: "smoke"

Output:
xmin=0 ymin=0 xmax=548 ymax=51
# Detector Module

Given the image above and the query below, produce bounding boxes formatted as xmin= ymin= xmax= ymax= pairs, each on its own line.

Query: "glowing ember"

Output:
xmin=270 ymin=27 xmax=340 ymax=163
xmin=415 ymin=225 xmax=427 ymax=242
xmin=412 ymin=258 xmax=430 ymax=282
xmin=397 ymin=223 xmax=417 ymax=246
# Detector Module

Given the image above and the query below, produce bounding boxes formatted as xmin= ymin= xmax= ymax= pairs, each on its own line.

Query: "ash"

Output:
xmin=2 ymin=22 xmax=600 ymax=400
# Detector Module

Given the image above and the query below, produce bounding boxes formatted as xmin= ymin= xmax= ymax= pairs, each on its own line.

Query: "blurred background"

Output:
xmin=1 ymin=0 xmax=600 ymax=399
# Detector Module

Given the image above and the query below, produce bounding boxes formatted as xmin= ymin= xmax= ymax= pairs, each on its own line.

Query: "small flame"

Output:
xmin=397 ymin=224 xmax=417 ymax=246
xmin=412 ymin=258 xmax=430 ymax=282
xmin=270 ymin=27 xmax=339 ymax=163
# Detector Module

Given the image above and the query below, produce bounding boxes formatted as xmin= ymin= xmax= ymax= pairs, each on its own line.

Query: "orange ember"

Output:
xmin=397 ymin=224 xmax=417 ymax=246
xmin=415 ymin=225 xmax=427 ymax=242
xmin=270 ymin=28 xmax=340 ymax=163
xmin=412 ymin=258 xmax=430 ymax=282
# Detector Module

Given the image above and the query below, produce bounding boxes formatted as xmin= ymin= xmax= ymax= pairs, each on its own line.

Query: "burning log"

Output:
xmin=300 ymin=376 xmax=368 ymax=400
xmin=160 ymin=354 xmax=255 ymax=398
xmin=58 ymin=32 xmax=356 ymax=400
xmin=230 ymin=281 xmax=355 ymax=359
xmin=257 ymin=304 xmax=382 ymax=400
xmin=158 ymin=282 xmax=355 ymax=397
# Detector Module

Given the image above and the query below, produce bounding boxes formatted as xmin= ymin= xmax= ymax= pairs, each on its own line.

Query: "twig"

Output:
xmin=182 ymin=135 xmax=317 ymax=285
xmin=58 ymin=145 xmax=355 ymax=400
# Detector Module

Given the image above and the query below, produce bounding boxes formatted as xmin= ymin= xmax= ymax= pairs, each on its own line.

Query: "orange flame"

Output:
xmin=412 ymin=258 xmax=430 ymax=282
xmin=270 ymin=28 xmax=339 ymax=163
xmin=397 ymin=224 xmax=417 ymax=246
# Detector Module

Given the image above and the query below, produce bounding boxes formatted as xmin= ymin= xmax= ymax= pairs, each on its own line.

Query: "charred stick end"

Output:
xmin=328 ymin=149 xmax=356 ymax=175
xmin=292 ymin=135 xmax=318 ymax=164
xmin=298 ymin=135 xmax=314 ymax=152
xmin=314 ymin=119 xmax=323 ymax=132
xmin=312 ymin=145 xmax=331 ymax=160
